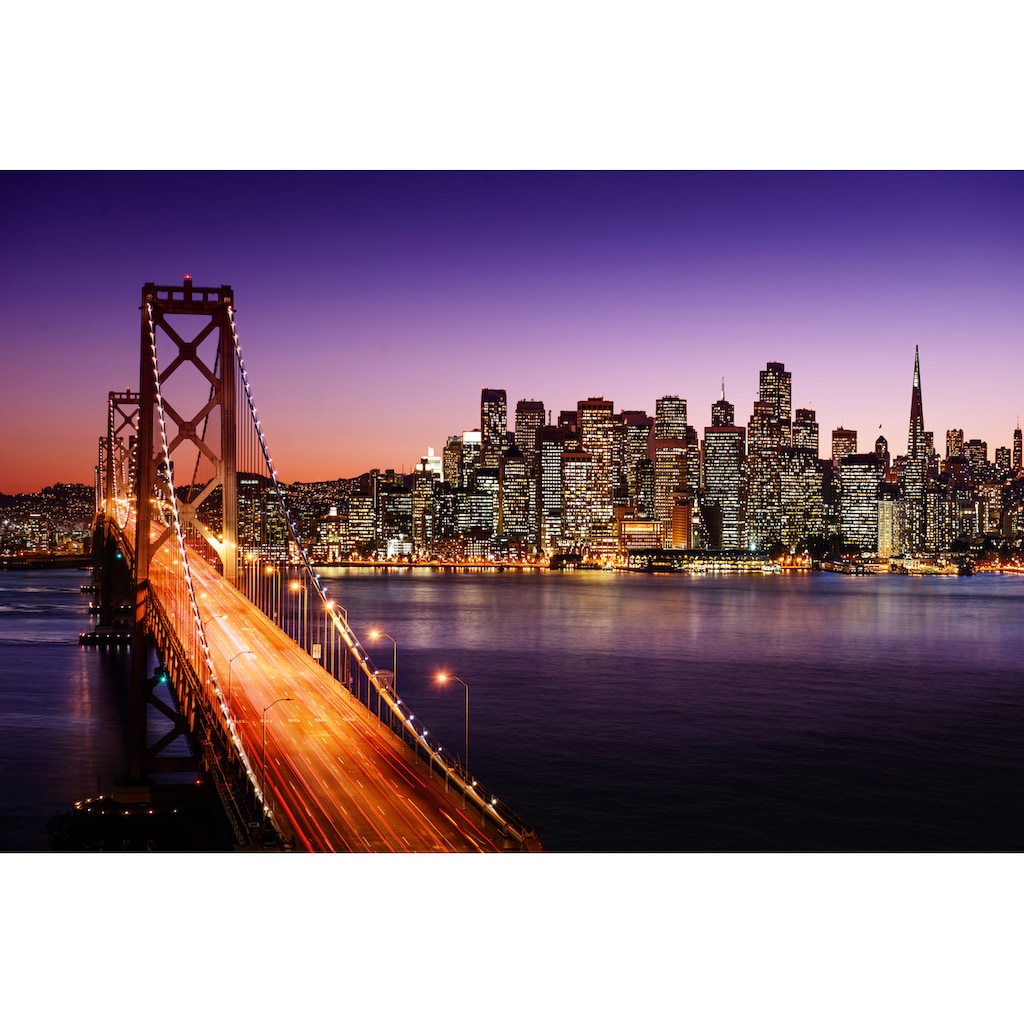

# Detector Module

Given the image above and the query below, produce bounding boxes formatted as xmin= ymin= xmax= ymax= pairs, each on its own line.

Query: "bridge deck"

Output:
xmin=157 ymin=542 xmax=511 ymax=851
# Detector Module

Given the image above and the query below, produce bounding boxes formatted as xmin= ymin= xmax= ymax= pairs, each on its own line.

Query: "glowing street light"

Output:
xmin=437 ymin=673 xmax=470 ymax=803
xmin=227 ymin=649 xmax=254 ymax=711
xmin=261 ymin=696 xmax=294 ymax=832
xmin=368 ymin=630 xmax=397 ymax=723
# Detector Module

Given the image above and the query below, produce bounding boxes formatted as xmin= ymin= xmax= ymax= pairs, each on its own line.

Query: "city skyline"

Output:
xmin=2 ymin=171 xmax=1022 ymax=494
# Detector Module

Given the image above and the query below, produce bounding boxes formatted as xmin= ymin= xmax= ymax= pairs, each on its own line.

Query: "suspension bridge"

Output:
xmin=85 ymin=278 xmax=540 ymax=852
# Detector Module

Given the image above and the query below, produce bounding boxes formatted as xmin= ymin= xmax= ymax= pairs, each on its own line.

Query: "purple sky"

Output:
xmin=1 ymin=170 xmax=1022 ymax=493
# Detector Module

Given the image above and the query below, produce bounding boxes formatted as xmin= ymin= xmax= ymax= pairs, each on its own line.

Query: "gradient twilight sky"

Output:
xmin=1 ymin=170 xmax=1022 ymax=494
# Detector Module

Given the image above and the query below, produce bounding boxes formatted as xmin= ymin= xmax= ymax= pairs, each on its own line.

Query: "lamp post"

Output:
xmin=228 ymin=649 xmax=254 ymax=713
xmin=437 ymin=673 xmax=470 ymax=803
xmin=369 ymin=629 xmax=397 ymax=721
xmin=261 ymin=696 xmax=294 ymax=830
xmin=289 ymin=581 xmax=308 ymax=649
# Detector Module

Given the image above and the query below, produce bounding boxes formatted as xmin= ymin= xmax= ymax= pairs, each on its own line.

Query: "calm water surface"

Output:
xmin=2 ymin=567 xmax=1022 ymax=852
xmin=325 ymin=567 xmax=1024 ymax=852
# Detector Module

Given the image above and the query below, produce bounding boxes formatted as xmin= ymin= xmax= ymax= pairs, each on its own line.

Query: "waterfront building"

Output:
xmin=561 ymin=450 xmax=595 ymax=548
xmin=480 ymin=389 xmax=507 ymax=470
xmin=838 ymin=453 xmax=883 ymax=551
xmin=538 ymin=424 xmax=566 ymax=552
xmin=746 ymin=400 xmax=784 ymax=548
xmin=411 ymin=467 xmax=436 ymax=554
xmin=702 ymin=425 xmax=745 ymax=549
xmin=903 ymin=346 xmax=930 ymax=552
xmin=654 ymin=396 xmax=688 ymax=541
xmin=499 ymin=444 xmax=533 ymax=541
xmin=577 ymin=397 xmax=616 ymax=535
xmin=877 ymin=486 xmax=905 ymax=558
xmin=347 ymin=492 xmax=376 ymax=553
xmin=781 ymin=448 xmax=824 ymax=548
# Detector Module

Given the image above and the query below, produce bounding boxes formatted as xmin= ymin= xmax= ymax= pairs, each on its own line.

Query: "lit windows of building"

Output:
xmin=498 ymin=445 xmax=532 ymax=541
xmin=711 ymin=379 xmax=734 ymax=427
xmin=514 ymin=400 xmax=545 ymax=478
xmin=442 ymin=435 xmax=463 ymax=488
xmin=746 ymin=400 xmax=784 ymax=549
xmin=965 ymin=439 xmax=989 ymax=474
xmin=538 ymin=424 xmax=566 ymax=552
xmin=655 ymin=395 xmax=687 ymax=440
xmin=577 ymin=397 xmax=616 ymax=533
xmin=460 ymin=430 xmax=482 ymax=488
xmin=946 ymin=428 xmax=965 ymax=460
xmin=702 ymin=425 xmax=745 ymax=549
xmin=759 ymin=362 xmax=792 ymax=446
xmin=561 ymin=450 xmax=594 ymax=548
xmin=793 ymin=408 xmax=819 ymax=455
xmin=480 ymin=389 xmax=507 ymax=471
xmin=838 ymin=453 xmax=883 ymax=551
xmin=831 ymin=427 xmax=857 ymax=466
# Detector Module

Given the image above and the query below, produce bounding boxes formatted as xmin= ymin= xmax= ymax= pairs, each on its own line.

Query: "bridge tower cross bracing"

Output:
xmin=128 ymin=278 xmax=238 ymax=782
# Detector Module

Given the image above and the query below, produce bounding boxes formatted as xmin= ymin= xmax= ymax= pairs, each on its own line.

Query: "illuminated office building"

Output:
xmin=561 ymin=450 xmax=594 ymax=547
xmin=499 ymin=444 xmax=532 ymax=540
xmin=538 ymin=424 xmax=566 ymax=551
xmin=903 ymin=346 xmax=929 ymax=551
xmin=746 ymin=400 xmax=783 ymax=548
xmin=838 ymin=454 xmax=883 ymax=551
xmin=831 ymin=428 xmax=857 ymax=466
xmin=759 ymin=362 xmax=792 ymax=446
xmin=577 ymin=397 xmax=616 ymax=533
xmin=702 ymin=424 xmax=745 ymax=549
xmin=711 ymin=379 xmax=734 ymax=427
xmin=480 ymin=389 xmax=508 ymax=470
xmin=514 ymin=400 xmax=545 ymax=477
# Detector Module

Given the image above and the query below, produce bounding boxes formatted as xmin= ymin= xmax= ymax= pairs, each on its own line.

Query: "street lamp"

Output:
xmin=436 ymin=673 xmax=470 ymax=802
xmin=261 ymin=696 xmax=294 ymax=829
xmin=368 ymin=629 xmax=397 ymax=720
xmin=289 ymin=581 xmax=307 ymax=648
xmin=227 ymin=649 xmax=254 ymax=712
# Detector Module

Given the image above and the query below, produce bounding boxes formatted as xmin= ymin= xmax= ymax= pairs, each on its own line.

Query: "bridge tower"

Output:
xmin=127 ymin=279 xmax=238 ymax=783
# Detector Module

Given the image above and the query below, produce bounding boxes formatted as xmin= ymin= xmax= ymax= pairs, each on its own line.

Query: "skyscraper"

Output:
xmin=1014 ymin=417 xmax=1022 ymax=473
xmin=480 ymin=389 xmax=507 ymax=471
xmin=654 ymin=396 xmax=688 ymax=543
xmin=759 ymin=362 xmax=792 ymax=446
xmin=831 ymin=428 xmax=857 ymax=466
xmin=903 ymin=346 xmax=929 ymax=551
xmin=577 ymin=397 xmax=616 ymax=538
xmin=711 ymin=379 xmax=734 ymax=427
xmin=514 ymin=400 xmax=545 ymax=478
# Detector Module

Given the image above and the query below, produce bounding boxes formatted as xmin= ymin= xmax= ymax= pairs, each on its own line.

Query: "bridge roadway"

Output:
xmin=156 ymin=545 xmax=507 ymax=852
